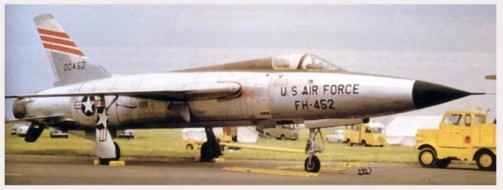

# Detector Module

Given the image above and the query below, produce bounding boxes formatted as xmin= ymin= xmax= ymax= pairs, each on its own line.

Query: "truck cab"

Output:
xmin=344 ymin=124 xmax=386 ymax=147
xmin=416 ymin=110 xmax=496 ymax=170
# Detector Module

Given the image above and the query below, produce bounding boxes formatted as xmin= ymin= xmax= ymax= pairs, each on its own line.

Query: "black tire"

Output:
xmin=304 ymin=155 xmax=321 ymax=173
xmin=418 ymin=147 xmax=437 ymax=168
xmin=200 ymin=142 xmax=214 ymax=162
xmin=475 ymin=150 xmax=496 ymax=171
xmin=361 ymin=140 xmax=367 ymax=147
xmin=436 ymin=159 xmax=451 ymax=168
xmin=25 ymin=125 xmax=44 ymax=143
xmin=99 ymin=158 xmax=112 ymax=165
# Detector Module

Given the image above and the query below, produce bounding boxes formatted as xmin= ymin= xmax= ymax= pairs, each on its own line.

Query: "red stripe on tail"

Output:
xmin=37 ymin=28 xmax=70 ymax=39
xmin=42 ymin=43 xmax=84 ymax=56
xmin=40 ymin=36 xmax=77 ymax=47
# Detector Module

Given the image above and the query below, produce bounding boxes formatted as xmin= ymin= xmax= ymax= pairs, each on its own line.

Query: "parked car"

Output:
xmin=344 ymin=124 xmax=386 ymax=147
xmin=117 ymin=129 xmax=135 ymax=139
xmin=50 ymin=129 xmax=69 ymax=138
xmin=15 ymin=125 xmax=29 ymax=137
xmin=325 ymin=128 xmax=346 ymax=143
xmin=11 ymin=126 xmax=18 ymax=135
xmin=262 ymin=124 xmax=299 ymax=141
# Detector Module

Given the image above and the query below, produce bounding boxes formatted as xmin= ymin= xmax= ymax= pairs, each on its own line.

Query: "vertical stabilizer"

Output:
xmin=34 ymin=14 xmax=110 ymax=86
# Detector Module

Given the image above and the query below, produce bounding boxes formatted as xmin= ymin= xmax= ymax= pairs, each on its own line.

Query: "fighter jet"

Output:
xmin=6 ymin=14 xmax=480 ymax=172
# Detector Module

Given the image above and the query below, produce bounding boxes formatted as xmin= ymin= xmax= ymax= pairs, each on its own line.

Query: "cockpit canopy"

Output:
xmin=177 ymin=53 xmax=346 ymax=72
xmin=271 ymin=53 xmax=345 ymax=71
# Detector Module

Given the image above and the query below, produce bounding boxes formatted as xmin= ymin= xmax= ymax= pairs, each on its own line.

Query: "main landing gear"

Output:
xmin=200 ymin=127 xmax=222 ymax=162
xmin=304 ymin=128 xmax=324 ymax=173
xmin=99 ymin=141 xmax=121 ymax=165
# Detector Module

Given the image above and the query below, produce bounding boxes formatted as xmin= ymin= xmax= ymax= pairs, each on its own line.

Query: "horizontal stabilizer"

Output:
xmin=6 ymin=115 xmax=63 ymax=123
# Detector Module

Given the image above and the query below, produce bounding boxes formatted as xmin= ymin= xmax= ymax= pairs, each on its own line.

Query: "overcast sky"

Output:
xmin=7 ymin=5 xmax=496 ymax=50
xmin=5 ymin=4 xmax=496 ymax=120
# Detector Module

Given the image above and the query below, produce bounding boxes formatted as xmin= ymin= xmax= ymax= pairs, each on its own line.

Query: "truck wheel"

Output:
xmin=436 ymin=158 xmax=451 ymax=168
xmin=185 ymin=144 xmax=194 ymax=151
xmin=476 ymin=150 xmax=496 ymax=171
xmin=361 ymin=140 xmax=367 ymax=147
xmin=418 ymin=147 xmax=437 ymax=168
xmin=280 ymin=135 xmax=285 ymax=140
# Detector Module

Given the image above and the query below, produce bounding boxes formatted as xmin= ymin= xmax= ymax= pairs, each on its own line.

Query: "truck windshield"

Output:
xmin=474 ymin=114 xmax=487 ymax=124
xmin=369 ymin=128 xmax=383 ymax=133
xmin=444 ymin=114 xmax=462 ymax=125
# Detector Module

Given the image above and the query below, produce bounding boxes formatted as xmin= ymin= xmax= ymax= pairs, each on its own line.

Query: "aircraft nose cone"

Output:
xmin=412 ymin=80 xmax=470 ymax=109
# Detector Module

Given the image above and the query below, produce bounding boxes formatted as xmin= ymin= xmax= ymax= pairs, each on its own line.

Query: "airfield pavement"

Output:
xmin=5 ymin=154 xmax=495 ymax=185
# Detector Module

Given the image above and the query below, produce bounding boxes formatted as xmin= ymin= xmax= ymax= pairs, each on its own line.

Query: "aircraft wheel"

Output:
xmin=200 ymin=142 xmax=217 ymax=162
xmin=476 ymin=150 xmax=496 ymax=171
xmin=99 ymin=158 xmax=112 ymax=165
xmin=418 ymin=147 xmax=437 ymax=168
xmin=25 ymin=124 xmax=44 ymax=143
xmin=98 ymin=142 xmax=121 ymax=165
xmin=304 ymin=155 xmax=321 ymax=173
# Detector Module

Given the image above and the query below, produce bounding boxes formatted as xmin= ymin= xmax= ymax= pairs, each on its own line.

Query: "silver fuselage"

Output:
xmin=22 ymin=71 xmax=415 ymax=130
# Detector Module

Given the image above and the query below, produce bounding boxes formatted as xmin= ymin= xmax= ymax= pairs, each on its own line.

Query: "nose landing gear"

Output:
xmin=304 ymin=128 xmax=324 ymax=173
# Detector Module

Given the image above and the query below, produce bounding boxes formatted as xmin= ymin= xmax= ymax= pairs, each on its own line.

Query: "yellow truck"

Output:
xmin=344 ymin=124 xmax=386 ymax=147
xmin=416 ymin=110 xmax=496 ymax=171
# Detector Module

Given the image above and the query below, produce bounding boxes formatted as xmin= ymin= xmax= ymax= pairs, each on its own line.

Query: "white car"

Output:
xmin=15 ymin=125 xmax=29 ymax=137
xmin=50 ymin=129 xmax=69 ymax=138
xmin=11 ymin=126 xmax=17 ymax=135
xmin=325 ymin=129 xmax=345 ymax=143
xmin=117 ymin=129 xmax=135 ymax=139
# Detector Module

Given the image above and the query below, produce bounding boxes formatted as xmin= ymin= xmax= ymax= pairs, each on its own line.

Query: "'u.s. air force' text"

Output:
xmin=280 ymin=84 xmax=360 ymax=111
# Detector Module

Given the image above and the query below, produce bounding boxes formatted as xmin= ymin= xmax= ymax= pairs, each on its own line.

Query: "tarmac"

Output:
xmin=5 ymin=154 xmax=496 ymax=185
